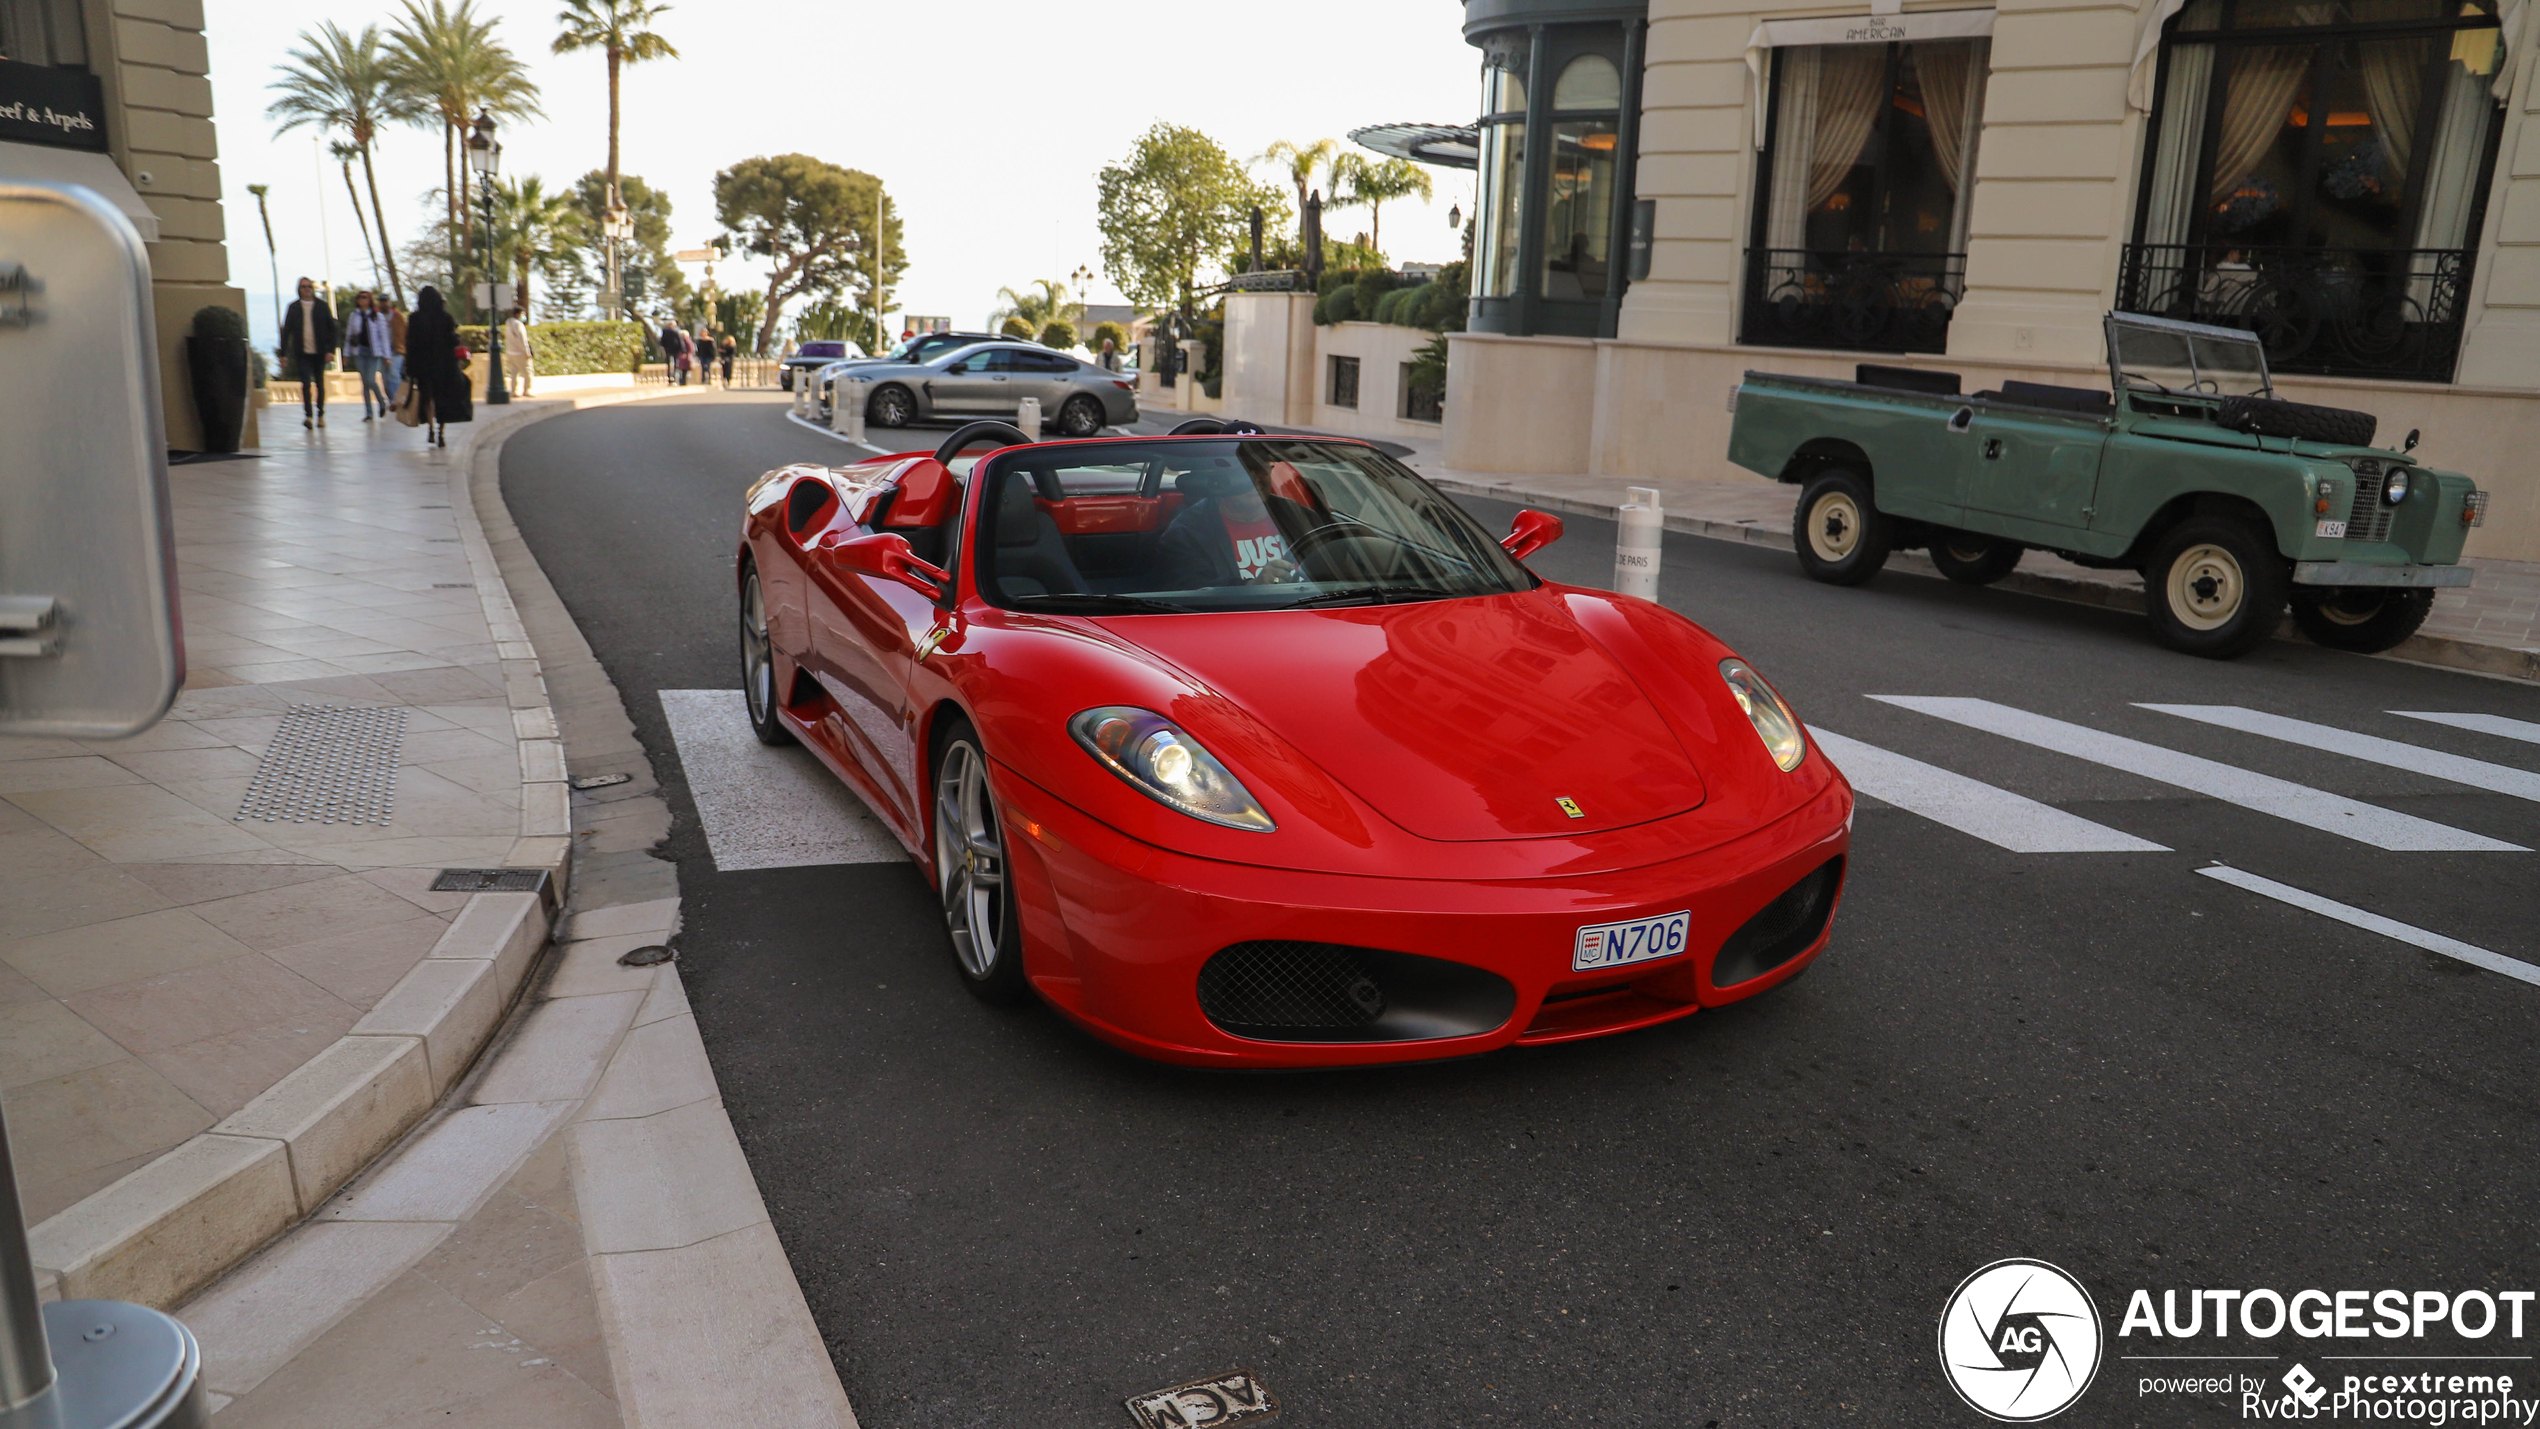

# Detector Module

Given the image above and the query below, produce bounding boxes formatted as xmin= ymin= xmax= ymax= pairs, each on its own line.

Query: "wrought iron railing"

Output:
xmin=2116 ymin=244 xmax=2472 ymax=383
xmin=1740 ymin=249 xmax=1965 ymax=355
xmin=1197 ymin=269 xmax=1314 ymax=298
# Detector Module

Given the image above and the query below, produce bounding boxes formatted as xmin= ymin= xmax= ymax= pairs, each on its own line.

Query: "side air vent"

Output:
xmin=1710 ymin=857 xmax=1845 ymax=989
xmin=1196 ymin=942 xmax=1516 ymax=1044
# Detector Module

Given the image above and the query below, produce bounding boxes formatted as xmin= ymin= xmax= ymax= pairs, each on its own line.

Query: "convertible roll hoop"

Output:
xmin=935 ymin=421 xmax=1036 ymax=464
xmin=1167 ymin=418 xmax=1266 ymax=436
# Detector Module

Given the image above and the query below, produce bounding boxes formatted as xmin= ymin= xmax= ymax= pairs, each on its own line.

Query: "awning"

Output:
xmin=1746 ymin=8 xmax=1998 ymax=146
xmin=2125 ymin=0 xmax=2523 ymax=106
xmin=0 ymin=141 xmax=160 ymax=241
xmin=1348 ymin=122 xmax=1480 ymax=171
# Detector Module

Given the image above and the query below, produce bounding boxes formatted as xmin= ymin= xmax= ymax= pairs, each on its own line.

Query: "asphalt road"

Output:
xmin=502 ymin=390 xmax=2540 ymax=1428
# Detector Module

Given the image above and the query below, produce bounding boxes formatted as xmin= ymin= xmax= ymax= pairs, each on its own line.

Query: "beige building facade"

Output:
xmin=1 ymin=0 xmax=250 ymax=449
xmin=1438 ymin=0 xmax=2540 ymax=560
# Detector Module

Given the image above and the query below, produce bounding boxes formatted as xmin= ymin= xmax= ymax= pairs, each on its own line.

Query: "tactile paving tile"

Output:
xmin=235 ymin=704 xmax=408 ymax=825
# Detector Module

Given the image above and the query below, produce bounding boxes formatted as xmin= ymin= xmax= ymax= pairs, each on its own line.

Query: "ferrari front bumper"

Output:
xmin=991 ymin=769 xmax=1854 ymax=1069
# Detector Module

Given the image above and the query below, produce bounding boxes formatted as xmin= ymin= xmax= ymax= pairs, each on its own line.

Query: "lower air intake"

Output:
xmin=1197 ymin=942 xmax=1517 ymax=1044
xmin=1710 ymin=856 xmax=1845 ymax=990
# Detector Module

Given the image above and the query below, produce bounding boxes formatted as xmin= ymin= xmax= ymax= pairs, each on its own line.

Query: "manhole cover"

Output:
xmin=1124 ymin=1370 xmax=1277 ymax=1428
xmin=429 ymin=868 xmax=552 ymax=895
xmin=235 ymin=705 xmax=407 ymax=825
xmin=617 ymin=944 xmax=674 ymax=967
xmin=570 ymin=773 xmax=632 ymax=790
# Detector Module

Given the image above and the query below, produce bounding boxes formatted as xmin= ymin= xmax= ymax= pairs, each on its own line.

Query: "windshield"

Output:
xmin=2106 ymin=313 xmax=2272 ymax=398
xmin=971 ymin=440 xmax=1537 ymax=614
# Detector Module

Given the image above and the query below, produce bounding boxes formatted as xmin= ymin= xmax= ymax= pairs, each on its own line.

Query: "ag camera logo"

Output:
xmin=1940 ymin=1259 xmax=2104 ymax=1421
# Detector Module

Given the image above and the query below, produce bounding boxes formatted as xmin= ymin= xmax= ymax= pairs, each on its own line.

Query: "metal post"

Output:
xmin=482 ymin=180 xmax=510 ymax=406
xmin=1249 ymin=206 xmax=1264 ymax=274
xmin=0 ymin=1111 xmax=50 ymax=1413
xmin=1615 ymin=486 xmax=1663 ymax=599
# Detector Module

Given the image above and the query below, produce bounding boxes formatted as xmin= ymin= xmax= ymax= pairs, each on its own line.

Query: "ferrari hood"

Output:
xmin=1110 ymin=590 xmax=1707 ymax=841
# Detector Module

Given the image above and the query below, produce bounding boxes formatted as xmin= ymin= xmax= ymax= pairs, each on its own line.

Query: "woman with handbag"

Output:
xmin=404 ymin=286 xmax=471 ymax=448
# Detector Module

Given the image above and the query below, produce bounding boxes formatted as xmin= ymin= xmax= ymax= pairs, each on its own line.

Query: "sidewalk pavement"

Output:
xmin=6 ymin=390 xmax=852 ymax=1424
xmin=1402 ymin=455 xmax=2540 ymax=683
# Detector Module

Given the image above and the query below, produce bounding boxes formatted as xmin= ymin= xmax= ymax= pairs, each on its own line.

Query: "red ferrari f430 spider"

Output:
xmin=735 ymin=419 xmax=1852 ymax=1068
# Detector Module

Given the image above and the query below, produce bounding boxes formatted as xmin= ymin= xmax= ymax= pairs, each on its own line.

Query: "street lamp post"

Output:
xmin=467 ymin=111 xmax=510 ymax=406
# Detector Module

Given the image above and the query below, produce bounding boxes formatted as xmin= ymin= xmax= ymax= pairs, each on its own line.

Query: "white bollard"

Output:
xmin=831 ymin=379 xmax=855 ymax=438
xmin=843 ymin=385 xmax=866 ymax=444
xmin=794 ymin=372 xmax=813 ymax=418
xmin=1017 ymin=396 xmax=1041 ymax=442
xmin=1614 ymin=486 xmax=1663 ymax=600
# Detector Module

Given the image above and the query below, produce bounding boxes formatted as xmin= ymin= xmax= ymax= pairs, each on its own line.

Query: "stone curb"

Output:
xmin=1429 ymin=475 xmax=2540 ymax=685
xmin=26 ymin=387 xmax=687 ymax=1314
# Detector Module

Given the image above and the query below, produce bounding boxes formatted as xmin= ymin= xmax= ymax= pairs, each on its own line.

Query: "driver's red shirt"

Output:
xmin=1222 ymin=508 xmax=1284 ymax=582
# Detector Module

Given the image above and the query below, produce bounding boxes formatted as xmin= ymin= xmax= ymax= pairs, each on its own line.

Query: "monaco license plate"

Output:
xmin=2315 ymin=518 xmax=2348 ymax=538
xmin=1574 ymin=909 xmax=1691 ymax=972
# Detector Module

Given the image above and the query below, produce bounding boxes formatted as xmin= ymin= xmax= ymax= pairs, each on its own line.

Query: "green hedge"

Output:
xmin=452 ymin=321 xmax=649 ymax=373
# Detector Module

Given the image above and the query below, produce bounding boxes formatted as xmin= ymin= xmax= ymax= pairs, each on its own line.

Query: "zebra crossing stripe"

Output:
xmin=2197 ymin=866 xmax=2540 ymax=990
xmin=2389 ymin=711 xmax=2540 ymax=748
xmin=1870 ymin=696 xmax=2525 ymax=853
xmin=2140 ymin=705 xmax=2540 ymax=804
xmin=1812 ymin=729 xmax=2167 ymax=853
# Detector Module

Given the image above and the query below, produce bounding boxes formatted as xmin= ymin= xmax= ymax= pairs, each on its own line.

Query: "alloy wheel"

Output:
xmin=874 ymin=387 xmax=914 ymax=427
xmin=1061 ymin=397 xmax=1103 ymax=436
xmin=934 ymin=740 xmax=1006 ymax=979
xmin=741 ymin=573 xmax=774 ymax=724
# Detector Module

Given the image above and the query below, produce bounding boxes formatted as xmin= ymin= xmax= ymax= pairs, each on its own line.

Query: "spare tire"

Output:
xmin=2214 ymin=395 xmax=2377 ymax=447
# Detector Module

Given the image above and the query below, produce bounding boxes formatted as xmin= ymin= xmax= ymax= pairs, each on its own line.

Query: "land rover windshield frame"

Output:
xmin=2105 ymin=312 xmax=2273 ymax=400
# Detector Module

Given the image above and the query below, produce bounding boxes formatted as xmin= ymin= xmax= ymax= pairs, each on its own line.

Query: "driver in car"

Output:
xmin=1155 ymin=462 xmax=1309 ymax=589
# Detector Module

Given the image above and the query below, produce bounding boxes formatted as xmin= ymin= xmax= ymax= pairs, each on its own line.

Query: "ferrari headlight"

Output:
xmin=1069 ymin=707 xmax=1276 ymax=831
xmin=1719 ymin=659 xmax=1807 ymax=772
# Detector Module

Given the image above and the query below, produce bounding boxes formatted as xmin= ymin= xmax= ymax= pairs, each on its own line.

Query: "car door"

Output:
xmin=806 ymin=469 xmax=949 ymax=830
xmin=1961 ymin=404 xmax=2111 ymax=535
xmin=1014 ymin=350 xmax=1079 ymax=415
xmin=925 ymin=349 xmax=1011 ymax=416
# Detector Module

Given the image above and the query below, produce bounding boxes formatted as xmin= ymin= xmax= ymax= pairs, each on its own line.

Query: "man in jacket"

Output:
xmin=279 ymin=277 xmax=339 ymax=429
xmin=503 ymin=306 xmax=533 ymax=396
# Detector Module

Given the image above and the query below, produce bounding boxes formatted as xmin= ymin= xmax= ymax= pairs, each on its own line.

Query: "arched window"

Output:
xmin=1467 ymin=17 xmax=1646 ymax=339
xmin=2121 ymin=0 xmax=2506 ymax=380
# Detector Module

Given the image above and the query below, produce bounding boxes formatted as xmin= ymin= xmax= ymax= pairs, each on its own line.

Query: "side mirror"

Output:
xmin=2404 ymin=428 xmax=2421 ymax=453
xmin=1502 ymin=509 xmax=1564 ymax=561
xmin=826 ymin=531 xmax=949 ymax=599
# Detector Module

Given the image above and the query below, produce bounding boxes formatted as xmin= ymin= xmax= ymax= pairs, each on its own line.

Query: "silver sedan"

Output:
xmin=822 ymin=342 xmax=1138 ymax=436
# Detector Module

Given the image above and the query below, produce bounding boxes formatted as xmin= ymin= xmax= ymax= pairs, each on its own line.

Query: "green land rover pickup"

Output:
xmin=1726 ymin=312 xmax=2489 ymax=659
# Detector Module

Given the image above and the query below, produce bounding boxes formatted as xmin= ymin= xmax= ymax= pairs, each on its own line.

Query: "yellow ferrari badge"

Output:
xmin=1556 ymin=797 xmax=1584 ymax=819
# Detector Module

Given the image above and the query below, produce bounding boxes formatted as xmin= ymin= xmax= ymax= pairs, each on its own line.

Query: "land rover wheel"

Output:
xmin=1793 ymin=470 xmax=1892 ymax=586
xmin=2145 ymin=516 xmax=2289 ymax=659
xmin=2291 ymin=585 xmax=2434 ymax=653
xmin=1929 ymin=533 xmax=2023 ymax=586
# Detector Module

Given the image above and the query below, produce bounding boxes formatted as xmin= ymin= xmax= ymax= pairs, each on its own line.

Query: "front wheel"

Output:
xmin=869 ymin=384 xmax=916 ymax=429
xmin=2291 ymin=585 xmax=2434 ymax=653
xmin=933 ymin=721 xmax=1028 ymax=1005
xmin=1792 ymin=470 xmax=1892 ymax=585
xmin=1928 ymin=533 xmax=2023 ymax=586
xmin=739 ymin=567 xmax=792 ymax=746
xmin=1058 ymin=394 xmax=1106 ymax=437
xmin=2144 ymin=516 xmax=2289 ymax=659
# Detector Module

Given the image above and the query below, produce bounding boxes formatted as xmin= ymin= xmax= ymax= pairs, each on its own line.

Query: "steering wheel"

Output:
xmin=1287 ymin=521 xmax=1417 ymax=581
xmin=935 ymin=421 xmax=1033 ymax=464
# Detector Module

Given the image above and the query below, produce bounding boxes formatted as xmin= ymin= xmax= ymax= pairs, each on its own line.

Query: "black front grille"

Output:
xmin=1711 ymin=857 xmax=1844 ymax=990
xmin=1198 ymin=942 xmax=1386 ymax=1030
xmin=2345 ymin=460 xmax=2396 ymax=544
xmin=1196 ymin=942 xmax=1518 ymax=1044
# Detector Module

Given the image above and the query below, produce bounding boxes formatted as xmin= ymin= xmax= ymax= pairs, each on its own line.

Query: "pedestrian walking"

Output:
xmin=386 ymin=298 xmax=408 ymax=401
xmin=694 ymin=323 xmax=716 ymax=387
xmin=278 ymin=276 xmax=339 ymax=429
xmin=503 ymin=305 xmax=534 ymax=397
xmin=660 ymin=320 xmax=689 ymax=386
xmin=344 ymin=291 xmax=393 ymax=421
xmin=405 ymin=285 xmax=470 ymax=448
xmin=719 ymin=332 xmax=737 ymax=386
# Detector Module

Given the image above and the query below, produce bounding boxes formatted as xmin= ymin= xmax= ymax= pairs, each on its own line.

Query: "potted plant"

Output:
xmin=185 ymin=304 xmax=251 ymax=453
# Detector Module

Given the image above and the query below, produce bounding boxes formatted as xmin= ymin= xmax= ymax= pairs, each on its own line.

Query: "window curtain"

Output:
xmin=2207 ymin=42 xmax=2315 ymax=206
xmin=2410 ymin=48 xmax=2498 ymax=251
xmin=1765 ymin=46 xmax=1889 ymax=250
xmin=1765 ymin=47 xmax=1822 ymax=251
xmin=1918 ymin=39 xmax=1992 ymax=251
xmin=2141 ymin=43 xmax=2215 ymax=246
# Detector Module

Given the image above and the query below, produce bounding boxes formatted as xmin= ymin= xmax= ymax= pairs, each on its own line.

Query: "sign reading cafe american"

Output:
xmin=0 ymin=59 xmax=110 ymax=154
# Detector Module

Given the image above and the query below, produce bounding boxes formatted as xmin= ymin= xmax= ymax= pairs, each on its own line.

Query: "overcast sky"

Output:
xmin=206 ymin=0 xmax=1485 ymax=332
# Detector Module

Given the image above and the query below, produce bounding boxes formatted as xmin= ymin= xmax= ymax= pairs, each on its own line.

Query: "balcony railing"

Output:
xmin=2117 ymin=244 xmax=2472 ymax=383
xmin=1740 ymin=249 xmax=1965 ymax=355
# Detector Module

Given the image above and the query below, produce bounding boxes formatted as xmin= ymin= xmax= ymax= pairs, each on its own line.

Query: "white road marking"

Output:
xmin=2140 ymin=704 xmax=2540 ymax=803
xmin=659 ymin=688 xmax=906 ymax=871
xmin=2390 ymin=710 xmax=2540 ymax=747
xmin=782 ymin=409 xmax=885 ymax=455
xmin=2197 ymin=866 xmax=2540 ymax=988
xmin=1812 ymin=728 xmax=2168 ymax=853
xmin=1871 ymin=696 xmax=2525 ymax=853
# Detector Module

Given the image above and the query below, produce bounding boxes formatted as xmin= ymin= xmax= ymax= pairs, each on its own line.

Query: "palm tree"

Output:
xmin=329 ymin=140 xmax=382 ymax=289
xmin=386 ymin=0 xmax=542 ymax=293
xmin=1331 ymin=154 xmax=1434 ymax=257
xmin=992 ymin=278 xmax=1081 ymax=334
xmin=488 ymin=175 xmax=580 ymax=318
xmin=1259 ymin=138 xmax=1338 ymax=230
xmin=268 ymin=21 xmax=416 ymax=302
xmin=551 ymin=0 xmax=677 ymax=216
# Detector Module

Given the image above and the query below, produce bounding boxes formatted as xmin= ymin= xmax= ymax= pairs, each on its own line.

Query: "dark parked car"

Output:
xmin=780 ymin=339 xmax=862 ymax=391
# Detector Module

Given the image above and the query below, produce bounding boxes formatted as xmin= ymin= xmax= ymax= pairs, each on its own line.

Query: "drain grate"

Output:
xmin=429 ymin=867 xmax=552 ymax=895
xmin=235 ymin=704 xmax=407 ymax=825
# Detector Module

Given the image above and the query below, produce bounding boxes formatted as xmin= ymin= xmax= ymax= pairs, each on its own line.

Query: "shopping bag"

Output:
xmin=394 ymin=379 xmax=424 ymax=428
